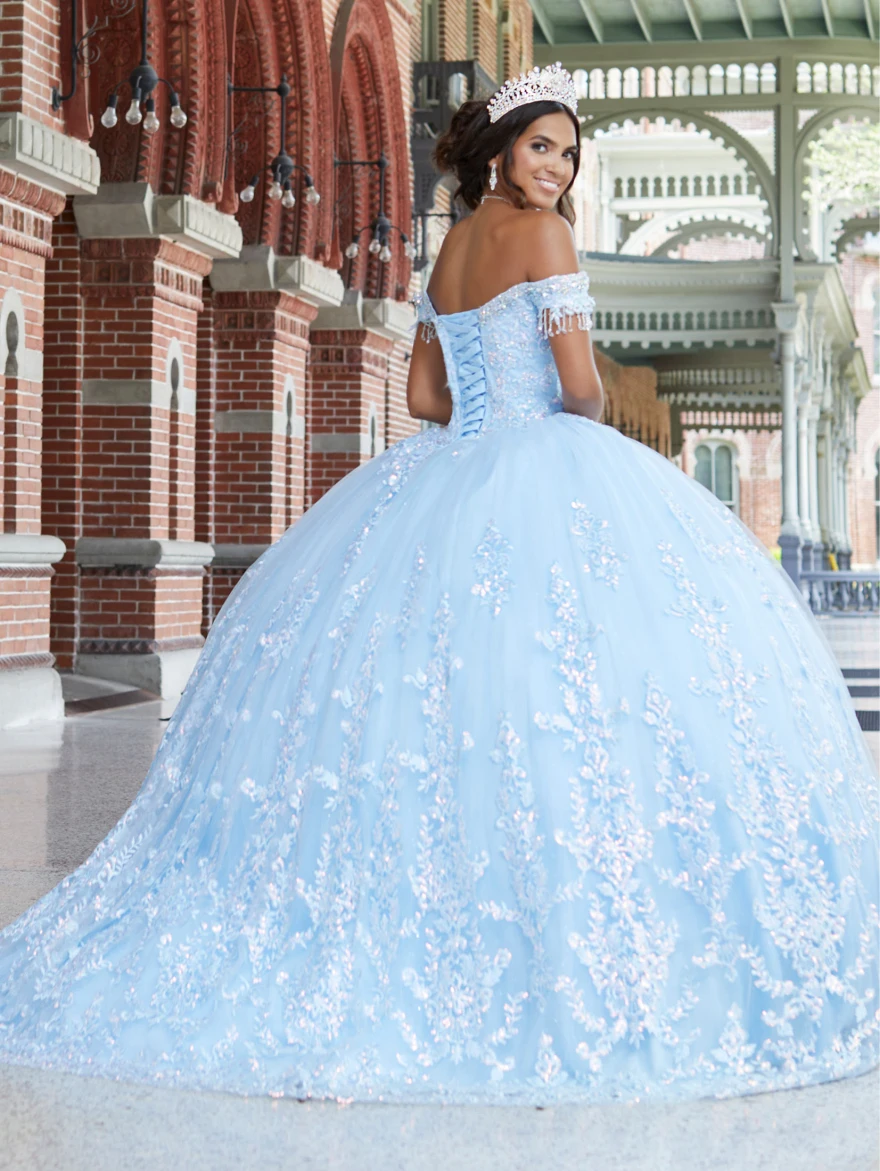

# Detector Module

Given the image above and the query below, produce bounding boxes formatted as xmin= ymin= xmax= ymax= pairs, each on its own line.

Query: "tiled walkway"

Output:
xmin=0 ymin=672 xmax=877 ymax=1170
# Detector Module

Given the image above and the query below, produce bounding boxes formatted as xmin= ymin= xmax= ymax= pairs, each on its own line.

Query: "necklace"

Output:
xmin=480 ymin=194 xmax=544 ymax=212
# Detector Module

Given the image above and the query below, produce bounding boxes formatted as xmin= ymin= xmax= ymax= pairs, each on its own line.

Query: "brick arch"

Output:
xmin=331 ymin=0 xmax=411 ymax=295
xmin=225 ymin=0 xmax=333 ymax=254
xmin=224 ymin=0 xmax=335 ymax=252
xmin=87 ymin=0 xmax=228 ymax=200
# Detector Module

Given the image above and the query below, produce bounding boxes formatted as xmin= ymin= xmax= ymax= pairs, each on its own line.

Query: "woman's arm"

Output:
xmin=525 ymin=215 xmax=604 ymax=423
xmin=406 ymin=329 xmax=453 ymax=425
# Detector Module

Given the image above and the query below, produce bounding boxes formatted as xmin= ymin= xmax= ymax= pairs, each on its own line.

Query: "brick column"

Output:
xmin=308 ymin=294 xmax=418 ymax=505
xmin=205 ymin=248 xmax=343 ymax=619
xmin=42 ymin=202 xmax=83 ymax=670
xmin=66 ymin=184 xmax=242 ymax=695
xmin=207 ymin=290 xmax=316 ymax=612
xmin=0 ymin=175 xmax=86 ymax=728
xmin=72 ymin=234 xmax=216 ymax=696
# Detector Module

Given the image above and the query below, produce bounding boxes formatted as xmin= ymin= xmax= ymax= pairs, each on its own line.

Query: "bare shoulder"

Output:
xmin=518 ymin=213 xmax=578 ymax=281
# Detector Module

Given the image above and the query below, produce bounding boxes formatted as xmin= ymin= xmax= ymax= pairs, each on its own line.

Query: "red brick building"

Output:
xmin=0 ymin=0 xmax=430 ymax=725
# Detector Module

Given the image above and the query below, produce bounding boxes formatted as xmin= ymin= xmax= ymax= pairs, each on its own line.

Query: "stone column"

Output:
xmin=839 ymin=442 xmax=853 ymax=569
xmin=70 ymin=183 xmax=241 ymax=696
xmin=773 ymin=302 xmax=801 ymax=582
xmin=807 ymin=405 xmax=823 ymax=568
xmin=598 ymin=155 xmax=615 ymax=253
xmin=797 ymin=390 xmax=813 ymax=572
xmin=828 ymin=433 xmax=842 ymax=555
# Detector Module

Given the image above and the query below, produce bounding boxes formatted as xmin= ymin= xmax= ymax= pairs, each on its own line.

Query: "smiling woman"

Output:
xmin=408 ymin=88 xmax=602 ymax=427
xmin=433 ymin=96 xmax=581 ymax=222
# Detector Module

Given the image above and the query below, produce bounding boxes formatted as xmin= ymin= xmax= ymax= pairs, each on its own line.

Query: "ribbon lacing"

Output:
xmin=444 ymin=314 xmax=487 ymax=438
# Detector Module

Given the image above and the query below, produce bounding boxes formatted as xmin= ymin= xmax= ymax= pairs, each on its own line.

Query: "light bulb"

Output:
xmin=143 ymin=101 xmax=160 ymax=135
xmin=125 ymin=96 xmax=143 ymax=126
xmin=169 ymin=96 xmax=187 ymax=128
xmin=239 ymin=184 xmax=256 ymax=204
xmin=100 ymin=100 xmax=118 ymax=129
xmin=268 ymin=181 xmax=283 ymax=201
xmin=379 ymin=245 xmax=392 ymax=263
xmin=305 ymin=186 xmax=321 ymax=206
xmin=368 ymin=237 xmax=381 ymax=255
xmin=344 ymin=242 xmax=359 ymax=259
xmin=403 ymin=241 xmax=417 ymax=259
xmin=281 ymin=187 xmax=296 ymax=209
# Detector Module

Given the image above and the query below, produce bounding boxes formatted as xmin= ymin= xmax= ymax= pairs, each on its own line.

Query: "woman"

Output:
xmin=0 ymin=64 xmax=876 ymax=1105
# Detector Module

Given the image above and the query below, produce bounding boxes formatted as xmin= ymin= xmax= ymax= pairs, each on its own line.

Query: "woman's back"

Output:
xmin=409 ymin=202 xmax=604 ymax=427
xmin=426 ymin=204 xmax=545 ymax=316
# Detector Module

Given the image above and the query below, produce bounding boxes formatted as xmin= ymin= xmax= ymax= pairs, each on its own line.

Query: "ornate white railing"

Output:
xmin=801 ymin=571 xmax=880 ymax=615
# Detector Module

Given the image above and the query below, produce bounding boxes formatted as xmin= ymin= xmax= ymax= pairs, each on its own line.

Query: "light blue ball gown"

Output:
xmin=0 ymin=272 xmax=877 ymax=1104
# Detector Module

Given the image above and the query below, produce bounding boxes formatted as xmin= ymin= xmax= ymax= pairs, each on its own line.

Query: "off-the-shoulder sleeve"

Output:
xmin=533 ymin=272 xmax=596 ymax=339
xmin=411 ymin=292 xmax=438 ymax=342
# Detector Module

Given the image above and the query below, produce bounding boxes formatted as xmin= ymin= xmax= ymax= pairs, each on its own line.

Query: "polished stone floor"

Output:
xmin=0 ymin=683 xmax=877 ymax=1170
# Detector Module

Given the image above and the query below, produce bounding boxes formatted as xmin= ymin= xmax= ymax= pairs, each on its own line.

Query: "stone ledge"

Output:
xmin=0 ymin=665 xmax=63 ymax=729
xmin=310 ymin=431 xmax=371 ymax=455
xmin=76 ymin=647 xmax=200 ymax=699
xmin=209 ymin=246 xmax=345 ymax=307
xmin=75 ymin=538 xmax=215 ymax=569
xmin=211 ymin=543 xmax=271 ymax=569
xmin=81 ymin=378 xmax=196 ymax=415
xmin=363 ymin=296 xmax=415 ymax=341
xmin=74 ymin=183 xmax=242 ymax=259
xmin=0 ymin=113 xmax=100 ymax=196
xmin=0 ymin=534 xmax=66 ymax=567
xmin=313 ymin=290 xmax=414 ymax=341
xmin=214 ymin=409 xmax=305 ymax=439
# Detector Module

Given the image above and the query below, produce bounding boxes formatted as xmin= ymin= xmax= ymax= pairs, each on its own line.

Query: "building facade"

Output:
xmin=0 ymin=0 xmax=429 ymax=725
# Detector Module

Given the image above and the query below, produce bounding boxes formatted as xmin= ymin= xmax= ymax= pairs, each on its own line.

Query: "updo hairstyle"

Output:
xmin=433 ymin=98 xmax=580 ymax=224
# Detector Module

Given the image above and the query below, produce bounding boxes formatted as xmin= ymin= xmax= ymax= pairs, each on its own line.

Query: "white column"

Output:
xmin=773 ymin=303 xmax=802 ymax=581
xmin=797 ymin=392 xmax=811 ymax=531
xmin=840 ymin=442 xmax=853 ymax=564
xmin=836 ymin=444 xmax=848 ymax=556
xmin=598 ymin=155 xmax=615 ymax=253
xmin=807 ymin=406 xmax=821 ymax=545
xmin=816 ymin=420 xmax=829 ymax=539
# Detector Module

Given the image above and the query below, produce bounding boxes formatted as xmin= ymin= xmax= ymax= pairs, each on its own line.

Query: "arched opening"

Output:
xmin=5 ymin=313 xmax=19 ymax=378
xmin=284 ymin=388 xmax=295 ymax=529
xmin=2 ymin=305 xmax=22 ymax=532
xmin=332 ymin=0 xmax=411 ymax=297
xmin=167 ymin=351 xmax=182 ymax=539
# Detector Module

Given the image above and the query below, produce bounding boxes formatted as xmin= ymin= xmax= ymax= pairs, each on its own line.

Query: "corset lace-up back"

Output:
xmin=414 ymin=272 xmax=596 ymax=441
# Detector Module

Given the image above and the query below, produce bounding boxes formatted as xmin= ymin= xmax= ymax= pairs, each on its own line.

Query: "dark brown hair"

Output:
xmin=433 ymin=99 xmax=580 ymax=224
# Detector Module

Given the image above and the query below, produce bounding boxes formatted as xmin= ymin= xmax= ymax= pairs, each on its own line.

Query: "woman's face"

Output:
xmin=496 ymin=111 xmax=578 ymax=211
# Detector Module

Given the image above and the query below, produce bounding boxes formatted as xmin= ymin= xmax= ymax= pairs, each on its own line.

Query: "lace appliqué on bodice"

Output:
xmin=413 ymin=273 xmax=596 ymax=441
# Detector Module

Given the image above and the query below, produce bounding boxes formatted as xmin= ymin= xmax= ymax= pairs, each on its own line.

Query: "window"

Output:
xmin=694 ymin=441 xmax=738 ymax=510
xmin=874 ymin=448 xmax=880 ymax=561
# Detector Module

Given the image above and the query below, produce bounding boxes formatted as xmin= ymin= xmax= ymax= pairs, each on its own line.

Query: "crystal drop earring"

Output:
xmin=489 ymin=161 xmax=498 ymax=191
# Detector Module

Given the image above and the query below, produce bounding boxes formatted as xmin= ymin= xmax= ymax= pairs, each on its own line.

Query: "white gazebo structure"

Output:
xmin=532 ymin=5 xmax=878 ymax=588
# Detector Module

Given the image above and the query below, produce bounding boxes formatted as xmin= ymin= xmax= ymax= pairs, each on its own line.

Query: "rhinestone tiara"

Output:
xmin=487 ymin=62 xmax=578 ymax=124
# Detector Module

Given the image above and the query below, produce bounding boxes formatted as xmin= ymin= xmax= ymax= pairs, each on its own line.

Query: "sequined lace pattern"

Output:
xmin=0 ymin=274 xmax=876 ymax=1106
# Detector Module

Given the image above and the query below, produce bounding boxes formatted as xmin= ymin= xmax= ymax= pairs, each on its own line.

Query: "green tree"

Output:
xmin=805 ymin=119 xmax=880 ymax=210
